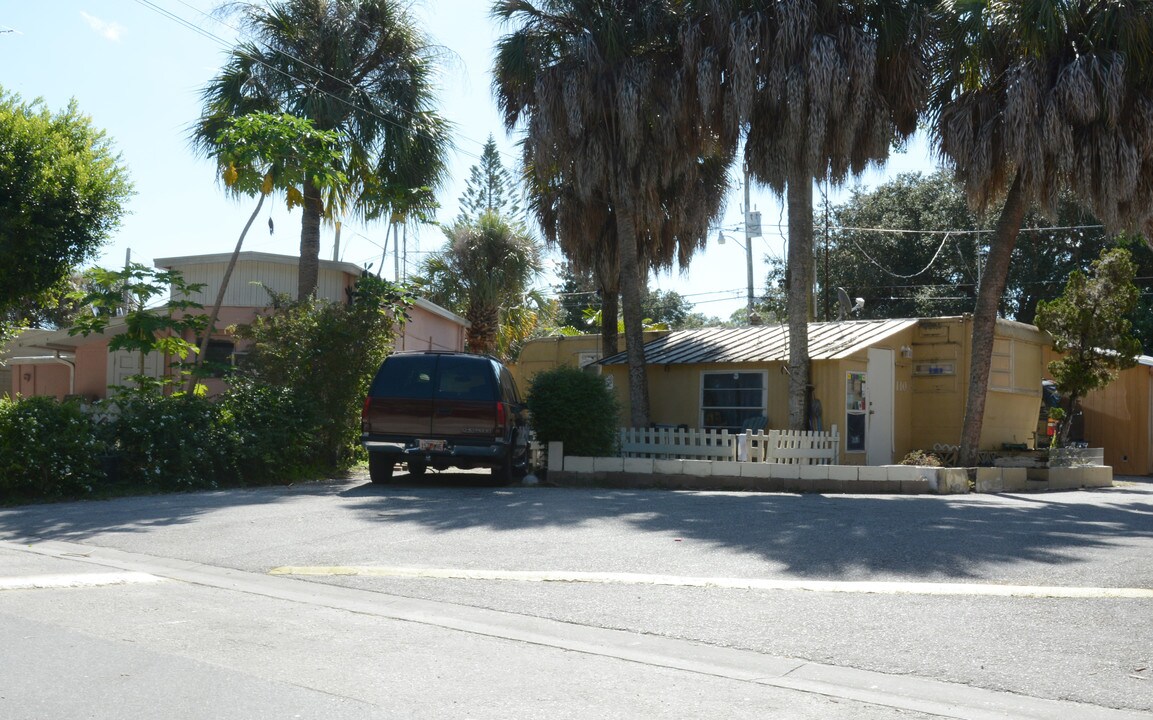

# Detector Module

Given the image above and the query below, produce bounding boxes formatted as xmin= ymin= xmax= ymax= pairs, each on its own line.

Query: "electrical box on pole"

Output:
xmin=746 ymin=210 xmax=762 ymax=238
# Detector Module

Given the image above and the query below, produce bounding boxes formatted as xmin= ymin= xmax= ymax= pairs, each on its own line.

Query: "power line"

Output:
xmin=834 ymin=223 xmax=1105 ymax=235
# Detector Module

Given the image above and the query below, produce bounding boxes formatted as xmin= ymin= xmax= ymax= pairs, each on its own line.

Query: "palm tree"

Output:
xmin=931 ymin=1 xmax=1153 ymax=465
xmin=194 ymin=0 xmax=450 ymax=300
xmin=492 ymin=0 xmax=734 ymax=427
xmin=419 ymin=211 xmax=542 ymax=357
xmin=525 ymin=172 xmax=621 ymax=354
xmin=705 ymin=0 xmax=933 ymax=430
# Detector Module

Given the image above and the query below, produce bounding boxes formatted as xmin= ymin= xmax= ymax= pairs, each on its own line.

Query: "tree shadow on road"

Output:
xmin=0 ymin=476 xmax=355 ymax=543
xmin=341 ymin=474 xmax=1153 ymax=581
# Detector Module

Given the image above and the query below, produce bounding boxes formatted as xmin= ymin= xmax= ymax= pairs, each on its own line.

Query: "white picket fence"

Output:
xmin=619 ymin=425 xmax=840 ymax=465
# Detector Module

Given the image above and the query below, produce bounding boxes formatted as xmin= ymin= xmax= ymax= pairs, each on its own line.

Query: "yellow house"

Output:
xmin=592 ymin=316 xmax=1048 ymax=465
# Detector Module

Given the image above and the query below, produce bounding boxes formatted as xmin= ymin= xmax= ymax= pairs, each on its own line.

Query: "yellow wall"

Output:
xmin=607 ymin=361 xmax=790 ymax=429
xmin=908 ymin=317 xmax=1045 ymax=452
xmin=812 ymin=326 xmax=916 ymax=465
xmin=512 ymin=332 xmax=667 ymax=394
xmin=909 ymin=318 xmax=967 ymax=451
xmin=1065 ymin=357 xmax=1153 ymax=476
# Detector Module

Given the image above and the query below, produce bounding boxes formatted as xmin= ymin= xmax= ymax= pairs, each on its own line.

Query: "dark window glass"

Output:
xmin=436 ymin=356 xmax=496 ymax=401
xmin=701 ymin=372 xmax=765 ymax=432
xmin=500 ymin=367 xmax=520 ymax=404
xmin=371 ymin=354 xmax=438 ymax=399
xmin=197 ymin=339 xmax=235 ymax=378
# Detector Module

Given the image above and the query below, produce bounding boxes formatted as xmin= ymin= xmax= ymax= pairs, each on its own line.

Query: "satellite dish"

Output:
xmin=836 ymin=287 xmax=851 ymax=321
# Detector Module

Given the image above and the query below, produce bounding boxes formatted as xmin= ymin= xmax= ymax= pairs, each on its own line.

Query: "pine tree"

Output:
xmin=456 ymin=135 xmax=522 ymax=224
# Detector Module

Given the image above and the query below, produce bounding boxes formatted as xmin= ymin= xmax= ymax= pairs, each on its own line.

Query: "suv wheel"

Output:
xmin=491 ymin=450 xmax=515 ymax=485
xmin=368 ymin=453 xmax=395 ymax=484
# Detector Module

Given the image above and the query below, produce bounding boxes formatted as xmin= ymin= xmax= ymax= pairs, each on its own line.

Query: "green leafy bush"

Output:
xmin=236 ymin=274 xmax=414 ymax=467
xmin=105 ymin=392 xmax=220 ymax=491
xmin=527 ymin=366 xmax=619 ymax=457
xmin=0 ymin=396 xmax=105 ymax=500
xmin=215 ymin=376 xmax=322 ymax=483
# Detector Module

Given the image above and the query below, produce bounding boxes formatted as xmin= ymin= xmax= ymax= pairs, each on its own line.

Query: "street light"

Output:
xmin=716 ymin=229 xmax=757 ymax=325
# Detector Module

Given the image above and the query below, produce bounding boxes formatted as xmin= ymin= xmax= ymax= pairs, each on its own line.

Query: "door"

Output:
xmin=866 ymin=348 xmax=895 ymax=466
xmin=107 ymin=350 xmax=163 ymax=390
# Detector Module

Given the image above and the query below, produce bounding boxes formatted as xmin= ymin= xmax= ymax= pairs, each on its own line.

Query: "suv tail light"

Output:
xmin=361 ymin=397 xmax=372 ymax=420
xmin=496 ymin=401 xmax=507 ymax=435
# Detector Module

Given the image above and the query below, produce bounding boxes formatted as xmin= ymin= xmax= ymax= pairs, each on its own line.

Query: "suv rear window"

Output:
xmin=370 ymin=354 xmax=437 ymax=399
xmin=369 ymin=354 xmax=499 ymax=402
xmin=435 ymin=355 xmax=496 ymax=402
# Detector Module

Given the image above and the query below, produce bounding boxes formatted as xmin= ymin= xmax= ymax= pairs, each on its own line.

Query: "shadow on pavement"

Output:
xmin=2 ymin=467 xmax=1151 ymax=580
xmin=339 ymin=472 xmax=1153 ymax=579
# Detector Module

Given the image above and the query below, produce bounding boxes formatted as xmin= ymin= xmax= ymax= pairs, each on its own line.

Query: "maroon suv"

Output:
xmin=361 ymin=351 xmax=529 ymax=484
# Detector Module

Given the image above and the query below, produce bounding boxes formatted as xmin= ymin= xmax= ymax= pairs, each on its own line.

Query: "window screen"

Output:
xmin=700 ymin=372 xmax=766 ymax=432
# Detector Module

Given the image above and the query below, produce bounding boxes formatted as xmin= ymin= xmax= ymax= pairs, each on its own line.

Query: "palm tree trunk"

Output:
xmin=959 ymin=172 xmax=1027 ymax=466
xmin=599 ymin=275 xmax=620 ymax=357
xmin=466 ymin=304 xmax=499 ymax=356
xmin=786 ymin=171 xmax=814 ymax=430
xmin=187 ymin=192 xmax=267 ymax=393
xmin=298 ymin=175 xmax=323 ymax=300
xmin=615 ymin=197 xmax=650 ymax=428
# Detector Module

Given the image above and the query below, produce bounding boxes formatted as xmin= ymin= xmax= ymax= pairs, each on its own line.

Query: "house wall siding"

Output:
xmin=169 ymin=260 xmax=355 ymax=306
xmin=1079 ymin=364 xmax=1152 ymax=475
xmin=15 ymin=364 xmax=70 ymax=399
xmin=396 ymin=309 xmax=467 ymax=353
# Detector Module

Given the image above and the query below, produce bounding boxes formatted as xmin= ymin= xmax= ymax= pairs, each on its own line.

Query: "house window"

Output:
xmin=700 ymin=372 xmax=766 ymax=432
xmin=202 ymin=339 xmax=235 ymax=378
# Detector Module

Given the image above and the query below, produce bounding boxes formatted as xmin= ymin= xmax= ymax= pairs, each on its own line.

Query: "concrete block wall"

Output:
xmin=546 ymin=444 xmax=1112 ymax=494
xmin=974 ymin=465 xmax=1112 ymax=493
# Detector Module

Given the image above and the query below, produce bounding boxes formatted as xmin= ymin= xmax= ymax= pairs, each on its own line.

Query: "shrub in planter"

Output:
xmin=527 ymin=366 xmax=619 ymax=457
xmin=0 ymin=396 xmax=105 ymax=500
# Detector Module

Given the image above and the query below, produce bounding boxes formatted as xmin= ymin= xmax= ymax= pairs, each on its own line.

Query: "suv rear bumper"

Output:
xmin=362 ymin=437 xmax=507 ymax=461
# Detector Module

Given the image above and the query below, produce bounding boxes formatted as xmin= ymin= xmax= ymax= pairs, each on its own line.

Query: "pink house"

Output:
xmin=2 ymin=252 xmax=468 ymax=400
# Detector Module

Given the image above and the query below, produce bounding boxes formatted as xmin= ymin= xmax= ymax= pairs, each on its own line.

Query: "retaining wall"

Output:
xmin=544 ymin=442 xmax=1113 ymax=494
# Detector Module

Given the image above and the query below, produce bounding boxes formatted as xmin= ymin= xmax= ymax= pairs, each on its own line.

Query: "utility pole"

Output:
xmin=743 ymin=165 xmax=762 ymax=324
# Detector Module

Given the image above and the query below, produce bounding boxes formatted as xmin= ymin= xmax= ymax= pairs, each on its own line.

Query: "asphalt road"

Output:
xmin=1 ymin=471 xmax=1150 ymax=718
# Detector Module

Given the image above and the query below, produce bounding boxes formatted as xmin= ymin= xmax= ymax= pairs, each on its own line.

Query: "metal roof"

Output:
xmin=599 ymin=318 xmax=919 ymax=365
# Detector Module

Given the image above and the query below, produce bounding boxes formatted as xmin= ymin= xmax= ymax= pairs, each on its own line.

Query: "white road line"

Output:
xmin=268 ymin=566 xmax=1153 ymax=599
xmin=0 ymin=572 xmax=164 ymax=591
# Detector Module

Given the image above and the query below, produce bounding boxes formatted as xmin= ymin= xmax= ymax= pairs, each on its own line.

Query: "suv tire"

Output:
xmin=368 ymin=453 xmax=394 ymax=484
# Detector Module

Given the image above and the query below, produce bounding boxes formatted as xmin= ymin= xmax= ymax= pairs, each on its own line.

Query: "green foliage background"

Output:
xmin=527 ymin=366 xmax=619 ymax=458
xmin=0 ymin=88 xmax=133 ymax=335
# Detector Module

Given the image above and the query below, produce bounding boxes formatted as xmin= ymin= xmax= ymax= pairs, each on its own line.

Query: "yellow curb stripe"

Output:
xmin=267 ymin=566 xmax=1153 ymax=599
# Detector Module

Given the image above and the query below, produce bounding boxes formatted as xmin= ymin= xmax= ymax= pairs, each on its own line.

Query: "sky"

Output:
xmin=0 ymin=1 xmax=938 ymax=322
